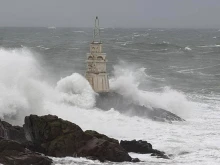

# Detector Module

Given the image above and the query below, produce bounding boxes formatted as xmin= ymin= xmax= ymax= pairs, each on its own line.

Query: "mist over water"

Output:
xmin=0 ymin=28 xmax=219 ymax=164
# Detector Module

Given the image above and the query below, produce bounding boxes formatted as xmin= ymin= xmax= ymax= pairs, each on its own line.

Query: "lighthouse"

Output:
xmin=85 ymin=17 xmax=110 ymax=93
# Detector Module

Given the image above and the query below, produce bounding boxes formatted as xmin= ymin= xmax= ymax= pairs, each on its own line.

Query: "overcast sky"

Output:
xmin=0 ymin=0 xmax=219 ymax=28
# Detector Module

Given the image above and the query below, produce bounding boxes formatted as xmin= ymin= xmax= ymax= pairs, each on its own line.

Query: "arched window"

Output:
xmin=88 ymin=56 xmax=93 ymax=60
xmin=97 ymin=56 xmax=103 ymax=60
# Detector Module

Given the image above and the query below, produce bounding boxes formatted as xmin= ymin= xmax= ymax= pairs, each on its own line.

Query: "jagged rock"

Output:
xmin=120 ymin=140 xmax=153 ymax=154
xmin=96 ymin=92 xmax=184 ymax=122
xmin=151 ymin=152 xmax=169 ymax=159
xmin=120 ymin=140 xmax=169 ymax=159
xmin=0 ymin=137 xmax=52 ymax=165
xmin=131 ymin=158 xmax=140 ymax=162
xmin=85 ymin=130 xmax=119 ymax=144
xmin=0 ymin=119 xmax=26 ymax=143
xmin=77 ymin=138 xmax=131 ymax=162
xmin=24 ymin=114 xmax=132 ymax=162
xmin=22 ymin=141 xmax=46 ymax=154
xmin=24 ymin=114 xmax=92 ymax=157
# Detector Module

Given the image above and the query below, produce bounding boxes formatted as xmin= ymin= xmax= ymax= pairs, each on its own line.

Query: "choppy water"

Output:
xmin=0 ymin=27 xmax=219 ymax=164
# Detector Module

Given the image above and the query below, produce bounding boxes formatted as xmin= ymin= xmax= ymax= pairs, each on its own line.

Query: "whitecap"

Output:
xmin=141 ymin=33 xmax=149 ymax=37
xmin=36 ymin=45 xmax=50 ymax=50
xmin=133 ymin=34 xmax=140 ymax=37
xmin=163 ymin=41 xmax=170 ymax=44
xmin=177 ymin=64 xmax=220 ymax=73
xmin=121 ymin=42 xmax=127 ymax=46
xmin=197 ymin=45 xmax=220 ymax=48
xmin=185 ymin=46 xmax=192 ymax=51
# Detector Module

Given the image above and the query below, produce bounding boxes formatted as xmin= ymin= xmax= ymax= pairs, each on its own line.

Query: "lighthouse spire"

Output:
xmin=93 ymin=16 xmax=101 ymax=43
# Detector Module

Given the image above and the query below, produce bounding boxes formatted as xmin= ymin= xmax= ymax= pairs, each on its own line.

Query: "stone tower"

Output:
xmin=85 ymin=17 xmax=110 ymax=93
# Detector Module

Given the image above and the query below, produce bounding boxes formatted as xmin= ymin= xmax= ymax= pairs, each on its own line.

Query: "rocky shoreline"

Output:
xmin=0 ymin=114 xmax=169 ymax=165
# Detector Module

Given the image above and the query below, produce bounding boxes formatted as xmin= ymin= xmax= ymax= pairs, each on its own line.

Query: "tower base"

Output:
xmin=86 ymin=73 xmax=109 ymax=93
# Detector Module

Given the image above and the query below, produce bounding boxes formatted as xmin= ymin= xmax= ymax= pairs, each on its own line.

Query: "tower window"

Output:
xmin=97 ymin=56 xmax=103 ymax=60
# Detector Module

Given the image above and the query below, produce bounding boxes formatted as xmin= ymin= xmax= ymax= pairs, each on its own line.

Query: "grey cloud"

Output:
xmin=0 ymin=0 xmax=219 ymax=28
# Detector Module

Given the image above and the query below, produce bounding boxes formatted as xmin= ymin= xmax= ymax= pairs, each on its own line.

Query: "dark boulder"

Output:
xmin=131 ymin=158 xmax=141 ymax=162
xmin=120 ymin=140 xmax=153 ymax=154
xmin=24 ymin=114 xmax=92 ymax=157
xmin=85 ymin=130 xmax=119 ymax=144
xmin=96 ymin=92 xmax=184 ymax=122
xmin=120 ymin=140 xmax=169 ymax=159
xmin=24 ymin=114 xmax=132 ymax=162
xmin=77 ymin=138 xmax=131 ymax=162
xmin=151 ymin=151 xmax=169 ymax=159
xmin=0 ymin=119 xmax=26 ymax=143
xmin=0 ymin=137 xmax=52 ymax=165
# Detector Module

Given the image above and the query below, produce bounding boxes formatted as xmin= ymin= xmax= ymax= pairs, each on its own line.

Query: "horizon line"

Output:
xmin=0 ymin=26 xmax=219 ymax=30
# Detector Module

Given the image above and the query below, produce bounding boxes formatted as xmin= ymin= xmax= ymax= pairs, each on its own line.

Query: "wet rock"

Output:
xmin=120 ymin=140 xmax=169 ymax=159
xmin=131 ymin=158 xmax=140 ymax=162
xmin=85 ymin=130 xmax=119 ymax=144
xmin=96 ymin=92 xmax=184 ymax=122
xmin=151 ymin=151 xmax=169 ymax=159
xmin=0 ymin=119 xmax=26 ymax=143
xmin=23 ymin=140 xmax=46 ymax=154
xmin=24 ymin=114 xmax=132 ymax=162
xmin=77 ymin=138 xmax=132 ymax=162
xmin=0 ymin=137 xmax=52 ymax=165
xmin=24 ymin=114 xmax=92 ymax=157
xmin=120 ymin=140 xmax=153 ymax=154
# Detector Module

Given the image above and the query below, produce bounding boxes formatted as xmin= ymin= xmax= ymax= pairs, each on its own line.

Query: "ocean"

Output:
xmin=0 ymin=27 xmax=219 ymax=164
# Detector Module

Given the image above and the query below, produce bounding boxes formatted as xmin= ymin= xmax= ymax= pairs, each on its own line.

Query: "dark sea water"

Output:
xmin=0 ymin=27 xmax=219 ymax=164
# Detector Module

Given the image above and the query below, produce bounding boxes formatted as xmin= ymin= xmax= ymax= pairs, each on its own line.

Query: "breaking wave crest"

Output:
xmin=109 ymin=61 xmax=195 ymax=118
xmin=0 ymin=48 xmax=95 ymax=125
xmin=56 ymin=73 xmax=96 ymax=109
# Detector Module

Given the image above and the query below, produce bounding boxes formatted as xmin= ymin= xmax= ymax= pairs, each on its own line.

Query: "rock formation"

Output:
xmin=120 ymin=140 xmax=169 ymax=159
xmin=96 ymin=92 xmax=184 ymax=122
xmin=24 ymin=114 xmax=132 ymax=162
xmin=85 ymin=130 xmax=119 ymax=144
xmin=0 ymin=119 xmax=26 ymax=143
xmin=0 ymin=137 xmax=52 ymax=165
xmin=0 ymin=114 xmax=172 ymax=164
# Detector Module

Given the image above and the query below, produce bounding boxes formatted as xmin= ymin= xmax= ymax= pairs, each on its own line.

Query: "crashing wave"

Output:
xmin=0 ymin=48 xmax=193 ymax=125
xmin=56 ymin=73 xmax=96 ymax=109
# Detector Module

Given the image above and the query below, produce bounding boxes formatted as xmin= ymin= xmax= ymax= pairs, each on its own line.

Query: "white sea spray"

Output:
xmin=0 ymin=48 xmax=219 ymax=164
